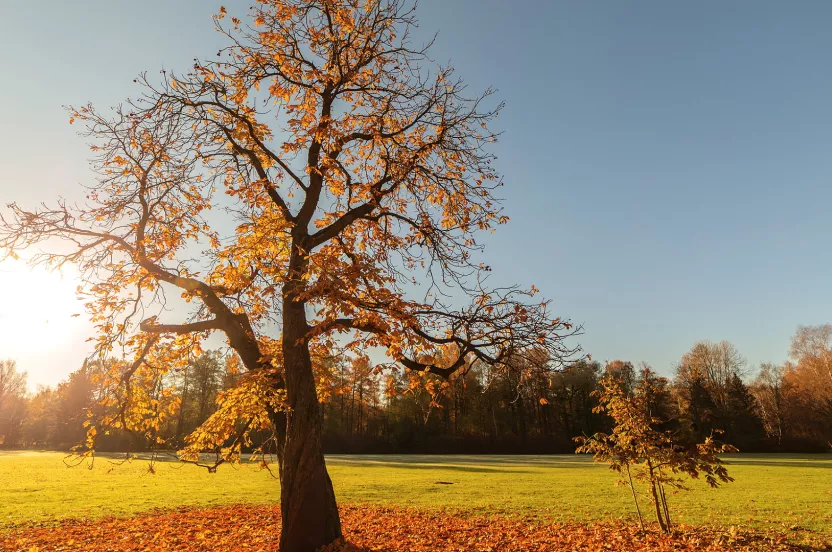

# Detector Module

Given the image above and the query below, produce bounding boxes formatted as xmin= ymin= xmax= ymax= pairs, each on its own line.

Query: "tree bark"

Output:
xmin=278 ymin=297 xmax=342 ymax=552
xmin=656 ymin=467 xmax=672 ymax=531
xmin=649 ymin=481 xmax=667 ymax=532
xmin=647 ymin=461 xmax=667 ymax=532
xmin=659 ymin=481 xmax=671 ymax=531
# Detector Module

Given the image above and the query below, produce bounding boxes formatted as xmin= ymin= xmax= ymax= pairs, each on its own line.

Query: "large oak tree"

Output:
xmin=0 ymin=1 xmax=578 ymax=550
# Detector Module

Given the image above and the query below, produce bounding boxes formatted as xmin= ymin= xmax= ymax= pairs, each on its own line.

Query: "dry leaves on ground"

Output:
xmin=3 ymin=505 xmax=828 ymax=552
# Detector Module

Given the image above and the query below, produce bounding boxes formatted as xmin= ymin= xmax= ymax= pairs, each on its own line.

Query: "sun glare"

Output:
xmin=0 ymin=259 xmax=87 ymax=354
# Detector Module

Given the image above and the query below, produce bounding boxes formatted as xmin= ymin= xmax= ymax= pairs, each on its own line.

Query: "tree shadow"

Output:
xmin=327 ymin=454 xmax=595 ymax=469
xmin=723 ymin=460 xmax=831 ymax=469
xmin=330 ymin=460 xmax=529 ymax=474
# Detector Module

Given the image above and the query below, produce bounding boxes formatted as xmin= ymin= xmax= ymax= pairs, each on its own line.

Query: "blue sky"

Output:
xmin=2 ymin=0 xmax=831 ymax=387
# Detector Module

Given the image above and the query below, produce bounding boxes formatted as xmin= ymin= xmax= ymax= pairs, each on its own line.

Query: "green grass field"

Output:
xmin=1 ymin=451 xmax=830 ymax=536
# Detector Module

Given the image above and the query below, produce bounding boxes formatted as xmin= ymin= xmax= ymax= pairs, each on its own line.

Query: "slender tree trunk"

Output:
xmin=278 ymin=297 xmax=341 ymax=552
xmin=658 ymin=481 xmax=671 ymax=531
xmin=649 ymin=481 xmax=667 ymax=532
xmin=647 ymin=461 xmax=667 ymax=532
xmin=656 ymin=466 xmax=672 ymax=531
xmin=625 ymin=463 xmax=645 ymax=532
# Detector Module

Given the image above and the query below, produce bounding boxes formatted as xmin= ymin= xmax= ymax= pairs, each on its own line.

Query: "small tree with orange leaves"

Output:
xmin=0 ymin=1 xmax=579 ymax=550
xmin=576 ymin=367 xmax=736 ymax=533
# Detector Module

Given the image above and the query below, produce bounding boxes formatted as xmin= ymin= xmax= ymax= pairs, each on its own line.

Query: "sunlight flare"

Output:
xmin=0 ymin=259 xmax=85 ymax=353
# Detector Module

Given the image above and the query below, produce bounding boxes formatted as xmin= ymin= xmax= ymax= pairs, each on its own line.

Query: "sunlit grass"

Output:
xmin=1 ymin=451 xmax=829 ymax=536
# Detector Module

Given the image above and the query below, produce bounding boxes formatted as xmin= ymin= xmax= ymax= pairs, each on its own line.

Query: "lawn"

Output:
xmin=1 ymin=451 xmax=830 ymax=537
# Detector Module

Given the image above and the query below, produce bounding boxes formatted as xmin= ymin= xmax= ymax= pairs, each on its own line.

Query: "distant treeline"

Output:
xmin=1 ymin=325 xmax=830 ymax=454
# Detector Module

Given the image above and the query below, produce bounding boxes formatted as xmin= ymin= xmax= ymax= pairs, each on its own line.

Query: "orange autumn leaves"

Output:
xmin=1 ymin=0 xmax=577 ymax=480
xmin=3 ymin=505 xmax=818 ymax=552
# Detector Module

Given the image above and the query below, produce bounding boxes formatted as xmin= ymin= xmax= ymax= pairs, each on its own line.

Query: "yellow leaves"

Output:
xmin=180 ymin=372 xmax=283 ymax=463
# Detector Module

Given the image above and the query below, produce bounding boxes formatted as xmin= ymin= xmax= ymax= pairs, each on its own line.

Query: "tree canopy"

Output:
xmin=0 ymin=1 xmax=579 ymax=550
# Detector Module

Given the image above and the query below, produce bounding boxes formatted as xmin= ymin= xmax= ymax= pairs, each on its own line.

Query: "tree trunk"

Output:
xmin=625 ymin=463 xmax=644 ymax=532
xmin=278 ymin=298 xmax=341 ymax=552
xmin=649 ymin=481 xmax=667 ymax=532
xmin=659 ymin=481 xmax=671 ymax=531
xmin=647 ymin=461 xmax=667 ymax=532
xmin=656 ymin=467 xmax=672 ymax=531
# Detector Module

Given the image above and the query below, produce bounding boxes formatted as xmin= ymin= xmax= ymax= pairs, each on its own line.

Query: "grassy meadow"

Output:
xmin=1 ymin=451 xmax=830 ymax=537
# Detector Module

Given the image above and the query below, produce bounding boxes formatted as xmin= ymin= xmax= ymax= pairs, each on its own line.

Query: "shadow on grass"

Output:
xmin=723 ymin=460 xmax=832 ymax=469
xmin=92 ymin=453 xmax=538 ymax=473
xmin=331 ymin=461 xmax=530 ymax=474
xmin=327 ymin=454 xmax=596 ymax=468
xmin=25 ymin=451 xmax=832 ymax=472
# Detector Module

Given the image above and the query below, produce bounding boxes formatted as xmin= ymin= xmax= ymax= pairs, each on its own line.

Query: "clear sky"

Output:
xmin=2 ymin=0 xmax=831 ymax=389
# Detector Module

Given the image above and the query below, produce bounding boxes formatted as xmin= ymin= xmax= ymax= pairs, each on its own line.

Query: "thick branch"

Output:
xmin=139 ymin=318 xmax=223 ymax=334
